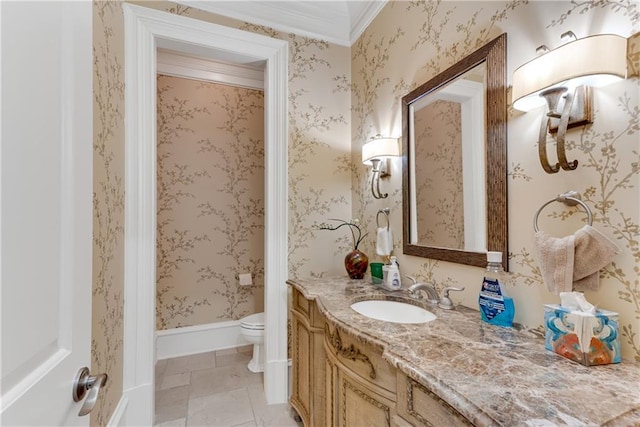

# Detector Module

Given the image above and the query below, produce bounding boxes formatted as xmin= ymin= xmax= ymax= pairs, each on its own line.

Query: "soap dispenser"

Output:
xmin=383 ymin=259 xmax=401 ymax=291
xmin=389 ymin=256 xmax=400 ymax=273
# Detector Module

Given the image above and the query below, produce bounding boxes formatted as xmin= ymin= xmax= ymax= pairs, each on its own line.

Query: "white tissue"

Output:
xmin=559 ymin=291 xmax=596 ymax=315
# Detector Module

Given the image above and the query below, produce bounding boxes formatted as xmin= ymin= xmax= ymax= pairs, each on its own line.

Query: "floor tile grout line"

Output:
xmin=246 ymin=385 xmax=259 ymax=427
xmin=185 ymin=385 xmax=191 ymax=427
xmin=157 ymin=349 xmax=295 ymax=427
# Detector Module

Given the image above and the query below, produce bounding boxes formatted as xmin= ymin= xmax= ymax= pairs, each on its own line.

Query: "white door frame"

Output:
xmin=122 ymin=5 xmax=288 ymax=424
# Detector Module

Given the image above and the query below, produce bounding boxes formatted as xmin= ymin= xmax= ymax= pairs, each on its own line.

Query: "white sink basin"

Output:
xmin=350 ymin=300 xmax=436 ymax=324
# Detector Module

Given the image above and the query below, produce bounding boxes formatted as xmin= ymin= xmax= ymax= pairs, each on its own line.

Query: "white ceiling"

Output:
xmin=175 ymin=1 xmax=388 ymax=46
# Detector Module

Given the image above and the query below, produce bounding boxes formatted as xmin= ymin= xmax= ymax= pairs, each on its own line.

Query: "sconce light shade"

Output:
xmin=362 ymin=137 xmax=400 ymax=199
xmin=362 ymin=137 xmax=400 ymax=165
xmin=512 ymin=33 xmax=627 ymax=174
xmin=512 ymin=34 xmax=627 ymax=112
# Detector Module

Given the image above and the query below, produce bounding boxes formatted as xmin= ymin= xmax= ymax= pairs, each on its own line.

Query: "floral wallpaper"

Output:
xmin=156 ymin=75 xmax=265 ymax=329
xmin=351 ymin=0 xmax=640 ymax=362
xmin=414 ymin=99 xmax=464 ymax=248
xmin=92 ymin=1 xmax=352 ymax=423
xmin=92 ymin=1 xmax=125 ymax=425
xmin=134 ymin=1 xmax=354 ymax=279
xmin=92 ymin=0 xmax=639 ymax=424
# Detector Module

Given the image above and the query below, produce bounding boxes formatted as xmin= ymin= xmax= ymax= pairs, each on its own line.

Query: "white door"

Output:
xmin=1 ymin=1 xmax=95 ymax=425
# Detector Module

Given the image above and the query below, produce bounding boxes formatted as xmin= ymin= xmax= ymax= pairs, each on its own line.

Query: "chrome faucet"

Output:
xmin=405 ymin=276 xmax=439 ymax=304
xmin=437 ymin=286 xmax=465 ymax=310
xmin=406 ymin=276 xmax=466 ymax=309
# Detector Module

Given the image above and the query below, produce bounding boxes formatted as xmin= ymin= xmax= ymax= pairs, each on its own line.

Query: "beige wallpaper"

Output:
xmin=130 ymin=1 xmax=354 ymax=278
xmin=156 ymin=75 xmax=265 ymax=329
xmin=352 ymin=1 xmax=640 ymax=362
xmin=92 ymin=1 xmax=125 ymax=425
xmin=93 ymin=0 xmax=639 ymax=424
xmin=93 ymin=1 xmax=352 ymax=423
xmin=414 ymin=100 xmax=464 ymax=248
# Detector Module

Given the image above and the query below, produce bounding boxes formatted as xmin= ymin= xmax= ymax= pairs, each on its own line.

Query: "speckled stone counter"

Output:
xmin=288 ymin=276 xmax=640 ymax=426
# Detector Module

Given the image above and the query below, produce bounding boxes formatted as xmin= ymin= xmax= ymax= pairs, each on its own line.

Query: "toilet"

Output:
xmin=239 ymin=312 xmax=264 ymax=373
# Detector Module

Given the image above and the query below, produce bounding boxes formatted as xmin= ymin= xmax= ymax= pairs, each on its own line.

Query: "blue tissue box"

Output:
xmin=544 ymin=304 xmax=621 ymax=366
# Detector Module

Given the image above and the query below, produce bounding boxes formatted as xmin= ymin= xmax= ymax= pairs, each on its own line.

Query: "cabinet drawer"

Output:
xmin=397 ymin=373 xmax=472 ymax=426
xmin=324 ymin=323 xmax=396 ymax=394
xmin=337 ymin=369 xmax=395 ymax=427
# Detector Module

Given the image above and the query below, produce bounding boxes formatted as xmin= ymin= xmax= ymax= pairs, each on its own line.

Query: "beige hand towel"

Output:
xmin=572 ymin=225 xmax=620 ymax=291
xmin=534 ymin=225 xmax=620 ymax=294
xmin=534 ymin=230 xmax=575 ymax=294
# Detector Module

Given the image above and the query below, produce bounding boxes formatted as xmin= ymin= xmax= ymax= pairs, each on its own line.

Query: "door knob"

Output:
xmin=72 ymin=367 xmax=108 ymax=416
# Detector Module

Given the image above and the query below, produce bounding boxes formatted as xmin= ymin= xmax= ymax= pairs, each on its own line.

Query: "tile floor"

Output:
xmin=155 ymin=347 xmax=302 ymax=427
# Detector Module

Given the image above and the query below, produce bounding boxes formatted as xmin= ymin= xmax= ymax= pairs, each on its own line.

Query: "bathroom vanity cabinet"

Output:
xmin=324 ymin=321 xmax=400 ymax=427
xmin=291 ymin=287 xmax=469 ymax=426
xmin=288 ymin=277 xmax=640 ymax=426
xmin=290 ymin=288 xmax=326 ymax=427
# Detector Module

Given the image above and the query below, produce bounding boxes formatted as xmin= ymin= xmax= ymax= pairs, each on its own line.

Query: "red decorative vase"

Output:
xmin=344 ymin=249 xmax=369 ymax=279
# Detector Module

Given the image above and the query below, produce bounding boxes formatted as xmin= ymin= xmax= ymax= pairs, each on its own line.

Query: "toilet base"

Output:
xmin=247 ymin=343 xmax=264 ymax=373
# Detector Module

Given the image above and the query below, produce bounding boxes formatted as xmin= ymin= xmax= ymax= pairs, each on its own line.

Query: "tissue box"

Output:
xmin=544 ymin=304 xmax=621 ymax=366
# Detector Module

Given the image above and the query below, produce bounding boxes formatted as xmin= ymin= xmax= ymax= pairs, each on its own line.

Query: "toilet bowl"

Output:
xmin=240 ymin=312 xmax=264 ymax=373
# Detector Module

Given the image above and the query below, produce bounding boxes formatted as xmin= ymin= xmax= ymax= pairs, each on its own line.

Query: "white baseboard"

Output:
xmin=106 ymin=395 xmax=128 ymax=427
xmin=156 ymin=320 xmax=249 ymax=360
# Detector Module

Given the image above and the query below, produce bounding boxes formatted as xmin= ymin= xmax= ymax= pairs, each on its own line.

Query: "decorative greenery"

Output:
xmin=319 ymin=219 xmax=368 ymax=250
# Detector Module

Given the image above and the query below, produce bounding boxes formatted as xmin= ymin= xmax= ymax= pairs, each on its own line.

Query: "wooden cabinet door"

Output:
xmin=310 ymin=315 xmax=327 ymax=427
xmin=325 ymin=352 xmax=337 ymax=427
xmin=291 ymin=310 xmax=312 ymax=425
xmin=336 ymin=369 xmax=396 ymax=427
xmin=290 ymin=291 xmax=327 ymax=427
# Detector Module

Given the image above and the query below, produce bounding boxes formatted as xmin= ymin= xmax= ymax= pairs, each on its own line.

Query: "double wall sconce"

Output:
xmin=362 ymin=136 xmax=400 ymax=199
xmin=512 ymin=32 xmax=627 ymax=174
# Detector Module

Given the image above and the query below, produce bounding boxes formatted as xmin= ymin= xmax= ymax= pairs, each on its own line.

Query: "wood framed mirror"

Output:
xmin=402 ymin=33 xmax=508 ymax=269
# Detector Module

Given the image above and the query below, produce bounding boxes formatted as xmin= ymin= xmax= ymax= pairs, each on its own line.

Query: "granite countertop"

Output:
xmin=287 ymin=276 xmax=640 ymax=427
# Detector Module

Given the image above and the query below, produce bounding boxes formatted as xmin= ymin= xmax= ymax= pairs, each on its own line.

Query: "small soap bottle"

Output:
xmin=389 ymin=256 xmax=400 ymax=275
xmin=383 ymin=262 xmax=402 ymax=291
xmin=478 ymin=251 xmax=514 ymax=327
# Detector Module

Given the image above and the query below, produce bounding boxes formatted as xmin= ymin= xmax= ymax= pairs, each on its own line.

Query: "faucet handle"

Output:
xmin=405 ymin=275 xmax=417 ymax=285
xmin=438 ymin=286 xmax=465 ymax=310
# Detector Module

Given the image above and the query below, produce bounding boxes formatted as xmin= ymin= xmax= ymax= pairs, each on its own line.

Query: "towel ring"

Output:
xmin=376 ymin=208 xmax=390 ymax=230
xmin=533 ymin=191 xmax=593 ymax=233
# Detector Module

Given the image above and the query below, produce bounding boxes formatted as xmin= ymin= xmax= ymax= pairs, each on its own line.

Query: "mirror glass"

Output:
xmin=409 ymin=63 xmax=486 ymax=251
xmin=402 ymin=34 xmax=508 ymax=269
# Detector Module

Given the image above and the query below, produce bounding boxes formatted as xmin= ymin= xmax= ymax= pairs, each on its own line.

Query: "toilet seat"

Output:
xmin=240 ymin=312 xmax=264 ymax=330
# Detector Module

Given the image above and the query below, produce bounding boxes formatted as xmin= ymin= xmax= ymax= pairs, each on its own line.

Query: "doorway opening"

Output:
xmin=123 ymin=5 xmax=288 ymax=424
xmin=154 ymin=50 xmax=266 ymax=358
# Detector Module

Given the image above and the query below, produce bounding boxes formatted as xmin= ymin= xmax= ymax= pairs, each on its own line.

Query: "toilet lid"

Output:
xmin=240 ymin=312 xmax=264 ymax=329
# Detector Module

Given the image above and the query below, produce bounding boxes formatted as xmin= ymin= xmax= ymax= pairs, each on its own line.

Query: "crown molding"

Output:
xmin=175 ymin=1 xmax=386 ymax=47
xmin=349 ymin=1 xmax=387 ymax=45
xmin=157 ymin=49 xmax=264 ymax=90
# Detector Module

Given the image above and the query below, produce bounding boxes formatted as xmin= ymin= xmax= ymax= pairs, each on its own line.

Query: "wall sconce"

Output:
xmin=512 ymin=32 xmax=627 ymax=174
xmin=362 ymin=136 xmax=400 ymax=199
